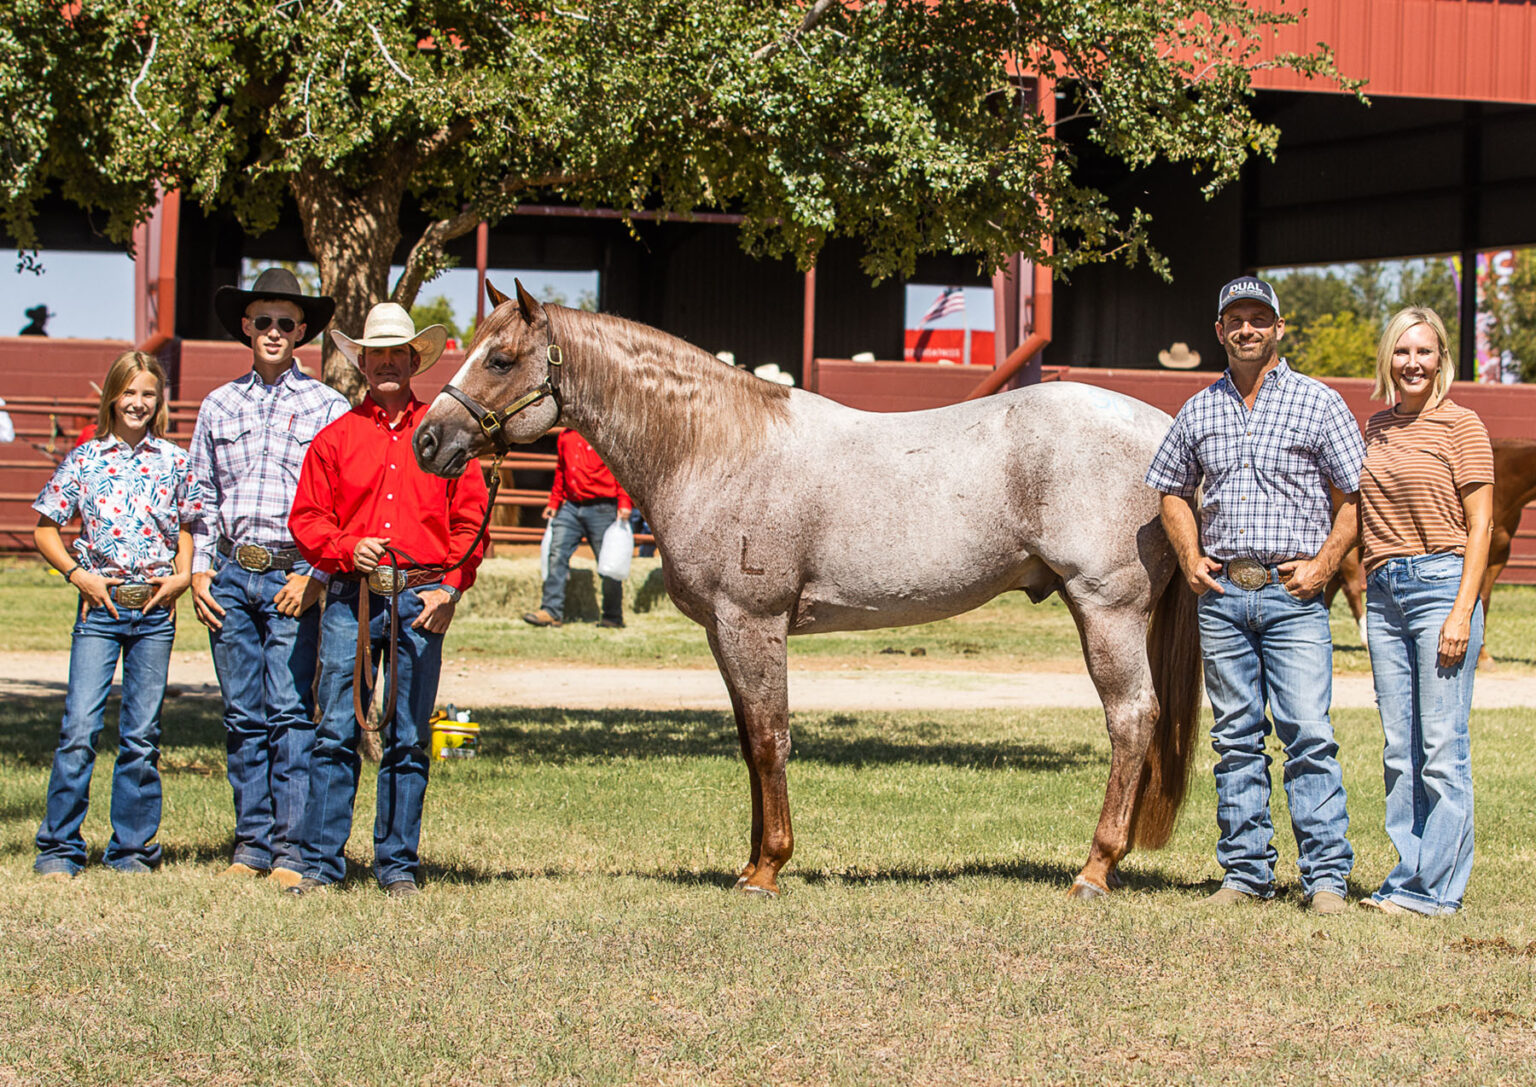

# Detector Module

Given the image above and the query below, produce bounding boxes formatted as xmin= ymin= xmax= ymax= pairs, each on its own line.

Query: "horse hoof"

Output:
xmin=737 ymin=882 xmax=779 ymax=899
xmin=1067 ymin=878 xmax=1109 ymax=901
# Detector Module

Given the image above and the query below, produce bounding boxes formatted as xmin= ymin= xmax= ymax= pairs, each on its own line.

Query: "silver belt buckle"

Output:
xmin=114 ymin=583 xmax=154 ymax=610
xmin=1227 ymin=557 xmax=1269 ymax=591
xmin=368 ymin=565 xmax=404 ymax=595
xmin=234 ymin=543 xmax=273 ymax=573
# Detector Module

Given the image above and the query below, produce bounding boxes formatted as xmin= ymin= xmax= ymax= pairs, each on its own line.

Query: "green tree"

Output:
xmin=1285 ymin=310 xmax=1376 ymax=378
xmin=1 ymin=0 xmax=1350 ymax=396
xmin=1269 ymin=256 xmax=1462 ymax=373
xmin=1485 ymin=248 xmax=1536 ymax=382
xmin=409 ymin=293 xmax=466 ymax=343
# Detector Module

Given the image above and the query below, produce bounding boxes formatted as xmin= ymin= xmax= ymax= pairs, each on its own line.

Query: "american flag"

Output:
xmin=919 ymin=286 xmax=966 ymax=325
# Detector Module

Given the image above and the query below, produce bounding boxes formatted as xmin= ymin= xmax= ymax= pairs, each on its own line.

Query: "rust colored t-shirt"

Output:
xmin=1360 ymin=398 xmax=1493 ymax=573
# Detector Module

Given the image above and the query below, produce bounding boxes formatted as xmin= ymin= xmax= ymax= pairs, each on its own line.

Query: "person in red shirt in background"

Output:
xmin=287 ymin=303 xmax=489 ymax=898
xmin=523 ymin=427 xmax=633 ymax=629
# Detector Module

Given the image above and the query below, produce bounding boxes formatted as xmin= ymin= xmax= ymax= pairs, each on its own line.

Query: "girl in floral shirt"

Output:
xmin=30 ymin=351 xmax=206 ymax=879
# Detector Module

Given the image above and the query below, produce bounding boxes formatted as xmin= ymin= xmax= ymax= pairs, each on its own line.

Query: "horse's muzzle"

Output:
xmin=412 ymin=422 xmax=467 ymax=479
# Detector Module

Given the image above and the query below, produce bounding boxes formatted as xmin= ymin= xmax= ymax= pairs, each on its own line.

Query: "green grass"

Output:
xmin=6 ymin=556 xmax=1536 ymax=673
xmin=3 ymin=692 xmax=1536 ymax=1084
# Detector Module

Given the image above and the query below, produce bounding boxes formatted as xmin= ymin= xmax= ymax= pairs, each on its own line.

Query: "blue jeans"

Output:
xmin=208 ymin=560 xmax=321 ymax=871
xmin=541 ymin=501 xmax=624 ymax=623
xmin=301 ymin=581 xmax=443 ymax=886
xmin=1197 ymin=575 xmax=1353 ymax=897
xmin=36 ymin=603 xmax=175 ymax=874
xmin=1366 ymin=553 xmax=1481 ymax=915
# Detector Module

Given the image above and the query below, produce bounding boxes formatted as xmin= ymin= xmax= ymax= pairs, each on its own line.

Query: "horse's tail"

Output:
xmin=1131 ymin=570 xmax=1203 ymax=850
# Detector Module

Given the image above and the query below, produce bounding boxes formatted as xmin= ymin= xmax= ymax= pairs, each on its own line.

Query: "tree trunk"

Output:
xmin=291 ymin=165 xmax=409 ymax=402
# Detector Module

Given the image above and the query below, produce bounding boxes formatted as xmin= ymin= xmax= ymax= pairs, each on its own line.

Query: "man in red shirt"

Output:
xmin=287 ymin=303 xmax=489 ymax=897
xmin=523 ymin=427 xmax=633 ymax=629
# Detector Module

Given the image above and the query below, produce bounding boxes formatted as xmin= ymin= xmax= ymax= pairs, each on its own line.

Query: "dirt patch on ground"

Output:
xmin=4 ymin=651 xmax=1535 ymax=711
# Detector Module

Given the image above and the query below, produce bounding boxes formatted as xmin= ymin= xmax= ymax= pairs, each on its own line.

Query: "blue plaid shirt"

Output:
xmin=188 ymin=365 xmax=349 ymax=573
xmin=1145 ymin=361 xmax=1365 ymax=564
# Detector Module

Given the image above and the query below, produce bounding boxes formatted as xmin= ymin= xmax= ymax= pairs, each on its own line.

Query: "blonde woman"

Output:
xmin=1358 ymin=307 xmax=1493 ymax=916
xmin=31 ymin=352 xmax=205 ymax=879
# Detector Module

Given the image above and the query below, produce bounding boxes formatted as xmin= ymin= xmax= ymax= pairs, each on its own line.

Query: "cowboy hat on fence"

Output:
xmin=330 ymin=302 xmax=449 ymax=375
xmin=1157 ymin=342 xmax=1202 ymax=370
xmin=214 ymin=267 xmax=335 ymax=347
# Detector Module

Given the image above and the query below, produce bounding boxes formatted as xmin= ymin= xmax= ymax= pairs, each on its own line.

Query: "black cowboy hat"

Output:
xmin=24 ymin=304 xmax=51 ymax=321
xmin=213 ymin=267 xmax=335 ymax=347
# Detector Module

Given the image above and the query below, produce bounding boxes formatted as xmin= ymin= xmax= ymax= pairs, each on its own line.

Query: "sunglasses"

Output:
xmin=251 ymin=315 xmax=298 ymax=334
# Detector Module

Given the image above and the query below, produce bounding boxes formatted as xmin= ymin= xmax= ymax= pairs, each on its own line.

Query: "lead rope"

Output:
xmin=352 ymin=454 xmax=505 ymax=734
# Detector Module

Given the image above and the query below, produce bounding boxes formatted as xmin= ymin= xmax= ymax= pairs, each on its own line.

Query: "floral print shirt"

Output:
xmin=33 ymin=434 xmax=207 ymax=579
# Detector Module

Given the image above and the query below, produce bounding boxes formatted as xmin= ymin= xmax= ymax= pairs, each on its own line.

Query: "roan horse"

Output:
xmin=414 ymin=282 xmax=1202 ymax=899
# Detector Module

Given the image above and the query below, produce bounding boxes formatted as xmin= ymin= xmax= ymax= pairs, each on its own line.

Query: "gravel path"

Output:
xmin=4 ymin=651 xmax=1535 ymax=711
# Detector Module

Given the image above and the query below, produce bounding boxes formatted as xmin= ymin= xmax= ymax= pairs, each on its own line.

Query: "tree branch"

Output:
xmin=130 ymin=34 xmax=161 ymax=132
xmin=388 ymin=166 xmax=613 ymax=309
xmin=752 ymin=0 xmax=838 ymax=62
xmin=368 ymin=23 xmax=414 ymax=83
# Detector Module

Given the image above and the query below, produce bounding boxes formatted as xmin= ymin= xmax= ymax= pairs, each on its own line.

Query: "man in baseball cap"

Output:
xmin=1146 ymin=272 xmax=1365 ymax=915
xmin=1216 ymin=276 xmax=1281 ymax=319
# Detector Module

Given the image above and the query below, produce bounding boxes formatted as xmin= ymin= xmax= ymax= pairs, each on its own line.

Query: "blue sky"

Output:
xmin=903 ymin=283 xmax=995 ymax=331
xmin=1 ymin=250 xmax=135 ymax=338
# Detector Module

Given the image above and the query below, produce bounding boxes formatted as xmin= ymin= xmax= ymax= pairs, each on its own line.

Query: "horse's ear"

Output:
xmin=514 ymin=278 xmax=545 ymax=325
xmin=485 ymin=279 xmax=511 ymax=308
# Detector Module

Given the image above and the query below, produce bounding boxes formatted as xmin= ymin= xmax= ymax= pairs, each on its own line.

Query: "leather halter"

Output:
xmin=440 ymin=326 xmax=564 ymax=453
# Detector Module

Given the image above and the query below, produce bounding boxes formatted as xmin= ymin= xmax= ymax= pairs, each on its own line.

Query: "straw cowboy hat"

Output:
xmin=1157 ymin=342 xmax=1202 ymax=370
xmin=330 ymin=302 xmax=449 ymax=374
xmin=213 ymin=267 xmax=335 ymax=347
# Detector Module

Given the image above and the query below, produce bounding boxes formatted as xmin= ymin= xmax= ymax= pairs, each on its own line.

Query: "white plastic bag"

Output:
xmin=539 ymin=521 xmax=554 ymax=582
xmin=596 ymin=518 xmax=634 ymax=581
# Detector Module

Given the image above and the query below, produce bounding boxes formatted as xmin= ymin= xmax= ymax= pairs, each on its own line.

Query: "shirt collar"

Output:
xmin=1220 ymin=358 xmax=1293 ymax=397
xmin=240 ymin=363 xmax=302 ymax=395
xmin=362 ymin=394 xmax=424 ymax=430
xmin=97 ymin=432 xmax=161 ymax=457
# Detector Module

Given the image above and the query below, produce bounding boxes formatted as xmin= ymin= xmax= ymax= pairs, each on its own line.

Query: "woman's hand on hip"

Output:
xmin=75 ymin=571 xmax=121 ymax=619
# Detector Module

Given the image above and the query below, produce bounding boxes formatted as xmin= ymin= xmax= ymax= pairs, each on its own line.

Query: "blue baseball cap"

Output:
xmin=1217 ymin=276 xmax=1280 ymax=318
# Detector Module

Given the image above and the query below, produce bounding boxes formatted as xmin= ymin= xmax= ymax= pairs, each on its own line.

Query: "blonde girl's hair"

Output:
xmin=1373 ymin=306 xmax=1455 ymax=409
xmin=96 ymin=351 xmax=170 ymax=438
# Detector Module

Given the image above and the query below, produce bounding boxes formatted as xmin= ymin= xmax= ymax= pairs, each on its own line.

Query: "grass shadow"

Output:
xmin=479 ymin=707 xmax=1104 ymax=772
xmin=0 ymin=695 xmax=228 ymax=767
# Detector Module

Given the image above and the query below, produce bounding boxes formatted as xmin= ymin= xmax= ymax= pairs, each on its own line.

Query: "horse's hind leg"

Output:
xmin=1062 ymin=595 xmax=1159 ymax=900
xmin=705 ymin=608 xmax=793 ymax=896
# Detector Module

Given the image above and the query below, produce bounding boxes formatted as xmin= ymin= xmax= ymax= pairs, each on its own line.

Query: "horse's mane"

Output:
xmin=551 ymin=306 xmax=792 ymax=468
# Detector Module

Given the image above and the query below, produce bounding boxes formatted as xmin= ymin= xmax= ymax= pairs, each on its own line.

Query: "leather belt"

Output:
xmin=1222 ymin=557 xmax=1283 ymax=591
xmin=110 ymin=583 xmax=156 ymax=610
xmin=336 ymin=563 xmax=446 ymax=734
xmin=218 ymin=537 xmax=303 ymax=573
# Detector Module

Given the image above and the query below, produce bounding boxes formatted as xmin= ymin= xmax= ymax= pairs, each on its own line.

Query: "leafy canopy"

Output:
xmin=2 ymin=1 xmax=1349 ymax=299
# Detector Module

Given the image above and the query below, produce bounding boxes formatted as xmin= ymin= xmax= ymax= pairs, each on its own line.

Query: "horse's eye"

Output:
xmin=486 ymin=354 xmax=515 ymax=374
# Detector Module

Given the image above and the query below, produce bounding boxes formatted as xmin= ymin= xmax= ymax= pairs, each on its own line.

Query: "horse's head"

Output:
xmin=415 ymin=278 xmax=565 ymax=478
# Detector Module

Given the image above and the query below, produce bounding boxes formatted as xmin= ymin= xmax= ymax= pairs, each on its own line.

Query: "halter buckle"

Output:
xmin=547 ymin=344 xmax=563 ymax=367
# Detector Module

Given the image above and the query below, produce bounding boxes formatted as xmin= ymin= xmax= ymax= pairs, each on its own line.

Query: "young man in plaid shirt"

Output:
xmin=1146 ymin=276 xmax=1366 ymax=915
xmin=188 ymin=268 xmax=349 ymax=889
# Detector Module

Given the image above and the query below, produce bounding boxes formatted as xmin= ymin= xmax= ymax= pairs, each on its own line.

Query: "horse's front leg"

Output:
xmin=705 ymin=607 xmax=793 ymax=897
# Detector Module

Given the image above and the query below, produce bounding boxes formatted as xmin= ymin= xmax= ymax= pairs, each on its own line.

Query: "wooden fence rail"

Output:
xmin=0 ymin=398 xmax=655 ymax=550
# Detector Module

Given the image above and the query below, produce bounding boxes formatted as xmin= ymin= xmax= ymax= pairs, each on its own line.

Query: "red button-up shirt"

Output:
xmin=547 ymin=428 xmax=632 ymax=512
xmin=290 ymin=396 xmax=489 ymax=592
